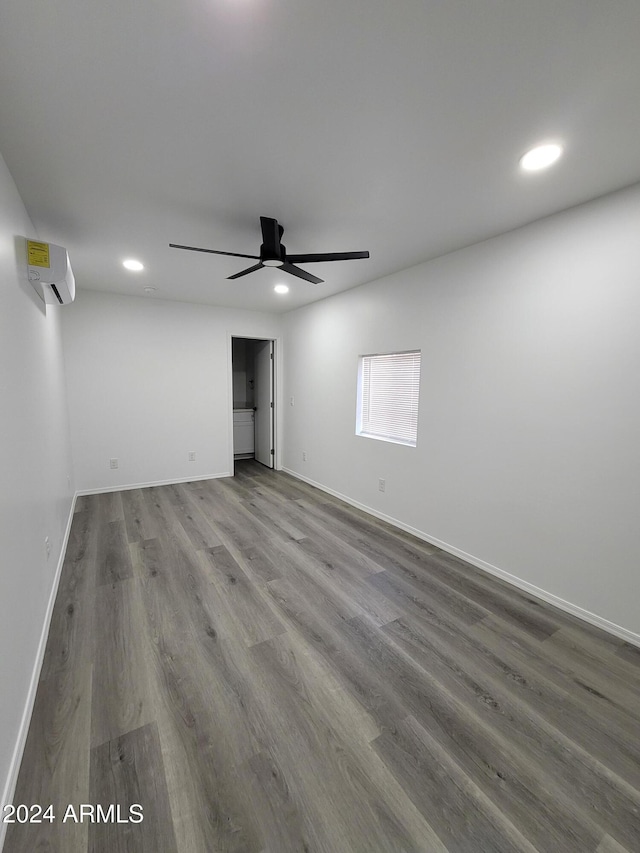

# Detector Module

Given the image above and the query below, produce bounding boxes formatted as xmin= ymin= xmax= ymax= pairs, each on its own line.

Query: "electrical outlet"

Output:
xmin=188 ymin=451 xmax=196 ymax=462
xmin=290 ymin=396 xmax=295 ymax=407
xmin=110 ymin=458 xmax=118 ymax=469
xmin=302 ymin=451 xmax=307 ymax=462
xmin=45 ymin=536 xmax=51 ymax=559
xmin=378 ymin=478 xmax=386 ymax=492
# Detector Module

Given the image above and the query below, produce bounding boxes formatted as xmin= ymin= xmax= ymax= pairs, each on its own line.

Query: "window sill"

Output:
xmin=356 ymin=431 xmax=417 ymax=448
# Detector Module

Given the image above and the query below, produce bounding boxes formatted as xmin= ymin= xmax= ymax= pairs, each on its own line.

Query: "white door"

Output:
xmin=254 ymin=340 xmax=274 ymax=468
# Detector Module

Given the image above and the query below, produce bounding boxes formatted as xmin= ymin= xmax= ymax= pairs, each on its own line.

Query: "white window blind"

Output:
xmin=357 ymin=350 xmax=421 ymax=446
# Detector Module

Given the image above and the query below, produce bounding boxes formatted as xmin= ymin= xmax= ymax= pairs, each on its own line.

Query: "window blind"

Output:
xmin=358 ymin=350 xmax=421 ymax=446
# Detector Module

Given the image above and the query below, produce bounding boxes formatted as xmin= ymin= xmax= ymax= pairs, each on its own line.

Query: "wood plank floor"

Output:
xmin=5 ymin=460 xmax=640 ymax=852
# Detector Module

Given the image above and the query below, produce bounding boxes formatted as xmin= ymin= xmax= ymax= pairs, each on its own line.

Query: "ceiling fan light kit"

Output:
xmin=170 ymin=216 xmax=369 ymax=285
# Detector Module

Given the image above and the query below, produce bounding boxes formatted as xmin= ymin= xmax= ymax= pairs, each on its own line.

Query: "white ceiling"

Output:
xmin=1 ymin=0 xmax=640 ymax=314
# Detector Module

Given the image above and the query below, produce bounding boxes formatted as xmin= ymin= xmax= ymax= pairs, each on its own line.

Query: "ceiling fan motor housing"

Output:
xmin=261 ymin=242 xmax=286 ymax=266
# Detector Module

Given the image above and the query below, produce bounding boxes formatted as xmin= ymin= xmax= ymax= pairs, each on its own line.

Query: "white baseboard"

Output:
xmin=0 ymin=493 xmax=77 ymax=853
xmin=76 ymin=471 xmax=232 ymax=496
xmin=282 ymin=467 xmax=640 ymax=649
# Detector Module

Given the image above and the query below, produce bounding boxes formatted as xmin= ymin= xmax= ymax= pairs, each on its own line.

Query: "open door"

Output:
xmin=254 ymin=339 xmax=274 ymax=468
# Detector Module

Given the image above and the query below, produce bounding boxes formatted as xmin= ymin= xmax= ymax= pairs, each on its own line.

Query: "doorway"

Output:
xmin=231 ymin=337 xmax=275 ymax=469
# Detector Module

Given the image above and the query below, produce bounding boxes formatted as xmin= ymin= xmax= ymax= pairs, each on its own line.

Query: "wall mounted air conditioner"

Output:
xmin=26 ymin=240 xmax=76 ymax=305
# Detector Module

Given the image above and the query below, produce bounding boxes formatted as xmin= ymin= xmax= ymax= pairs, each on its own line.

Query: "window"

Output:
xmin=356 ymin=350 xmax=421 ymax=446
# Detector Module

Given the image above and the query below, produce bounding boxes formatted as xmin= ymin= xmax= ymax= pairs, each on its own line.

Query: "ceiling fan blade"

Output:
xmin=169 ymin=244 xmax=260 ymax=260
xmin=287 ymin=251 xmax=370 ymax=264
xmin=281 ymin=262 xmax=323 ymax=285
xmin=227 ymin=263 xmax=264 ymax=280
xmin=260 ymin=217 xmax=282 ymax=254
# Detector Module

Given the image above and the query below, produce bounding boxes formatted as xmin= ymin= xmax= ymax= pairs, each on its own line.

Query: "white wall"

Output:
xmin=0 ymin=153 xmax=74 ymax=816
xmin=62 ymin=291 xmax=281 ymax=492
xmin=283 ymin=183 xmax=640 ymax=639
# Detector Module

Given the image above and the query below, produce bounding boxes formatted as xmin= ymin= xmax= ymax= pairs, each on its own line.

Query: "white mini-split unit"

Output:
xmin=26 ymin=239 xmax=76 ymax=305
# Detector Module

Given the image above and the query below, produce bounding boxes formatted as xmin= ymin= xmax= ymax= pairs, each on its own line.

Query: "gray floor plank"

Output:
xmin=380 ymin=616 xmax=635 ymax=850
xmin=91 ymin=577 xmax=155 ymax=748
xmin=5 ymin=665 xmax=92 ymax=853
xmin=466 ymin=615 xmax=640 ymax=792
xmin=40 ymin=509 xmax=98 ymax=682
xmin=596 ymin=834 xmax=634 ymax=852
xmin=373 ymin=714 xmax=540 ymax=853
xmin=246 ymin=633 xmax=446 ymax=853
xmin=95 ymin=519 xmax=133 ymax=587
xmin=93 ymin=491 xmax=124 ymax=524
xmin=121 ymin=488 xmax=162 ymax=543
xmin=89 ymin=722 xmax=177 ymax=853
xmin=196 ymin=545 xmax=287 ymax=647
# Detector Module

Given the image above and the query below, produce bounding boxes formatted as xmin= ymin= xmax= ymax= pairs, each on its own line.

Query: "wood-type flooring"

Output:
xmin=4 ymin=460 xmax=640 ymax=852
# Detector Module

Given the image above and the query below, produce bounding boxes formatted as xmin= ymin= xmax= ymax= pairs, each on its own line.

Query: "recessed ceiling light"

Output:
xmin=520 ymin=143 xmax=564 ymax=172
xmin=274 ymin=283 xmax=289 ymax=294
xmin=123 ymin=259 xmax=144 ymax=271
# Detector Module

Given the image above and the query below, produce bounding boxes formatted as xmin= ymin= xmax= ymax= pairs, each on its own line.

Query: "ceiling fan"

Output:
xmin=169 ymin=216 xmax=369 ymax=285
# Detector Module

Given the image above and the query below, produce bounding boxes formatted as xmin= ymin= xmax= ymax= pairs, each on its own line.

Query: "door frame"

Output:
xmin=227 ymin=332 xmax=282 ymax=474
